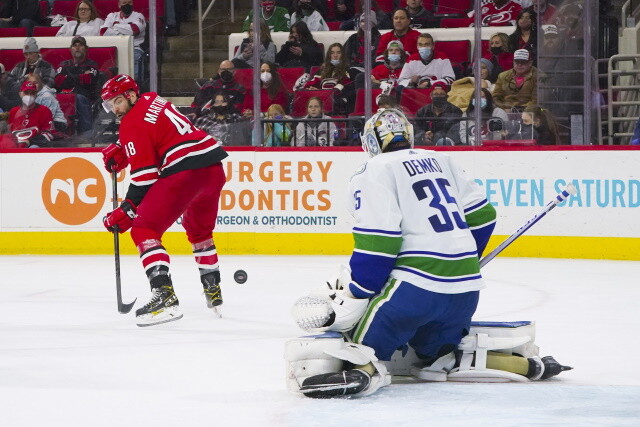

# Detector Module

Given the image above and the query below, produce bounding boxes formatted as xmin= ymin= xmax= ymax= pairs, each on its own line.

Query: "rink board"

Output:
xmin=0 ymin=147 xmax=638 ymax=259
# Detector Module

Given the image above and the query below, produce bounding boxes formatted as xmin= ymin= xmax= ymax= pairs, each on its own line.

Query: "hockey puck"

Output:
xmin=234 ymin=269 xmax=247 ymax=284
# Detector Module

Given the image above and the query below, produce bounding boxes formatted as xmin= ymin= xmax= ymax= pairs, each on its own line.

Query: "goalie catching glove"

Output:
xmin=292 ymin=264 xmax=370 ymax=333
xmin=104 ymin=200 xmax=136 ymax=233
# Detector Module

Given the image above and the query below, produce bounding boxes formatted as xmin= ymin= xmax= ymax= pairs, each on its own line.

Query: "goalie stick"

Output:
xmin=111 ymin=171 xmax=136 ymax=314
xmin=479 ymin=184 xmax=577 ymax=268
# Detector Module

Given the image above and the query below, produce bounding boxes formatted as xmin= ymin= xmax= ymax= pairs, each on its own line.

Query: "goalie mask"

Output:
xmin=361 ymin=108 xmax=414 ymax=158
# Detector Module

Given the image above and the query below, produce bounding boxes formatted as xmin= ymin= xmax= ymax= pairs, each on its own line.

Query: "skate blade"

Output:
xmin=136 ymin=306 xmax=183 ymax=327
xmin=212 ymin=306 xmax=222 ymax=318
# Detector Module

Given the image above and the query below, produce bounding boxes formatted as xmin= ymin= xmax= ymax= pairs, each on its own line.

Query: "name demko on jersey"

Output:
xmin=347 ymin=149 xmax=496 ymax=296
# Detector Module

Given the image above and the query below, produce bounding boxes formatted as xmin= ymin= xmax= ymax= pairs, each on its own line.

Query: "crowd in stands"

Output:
xmin=0 ymin=0 xmax=590 ymax=147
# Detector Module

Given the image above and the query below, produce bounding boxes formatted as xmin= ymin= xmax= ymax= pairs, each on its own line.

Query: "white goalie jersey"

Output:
xmin=346 ymin=148 xmax=496 ymax=297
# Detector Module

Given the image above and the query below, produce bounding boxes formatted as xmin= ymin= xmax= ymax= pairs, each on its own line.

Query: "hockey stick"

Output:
xmin=479 ymin=183 xmax=577 ymax=268
xmin=111 ymin=171 xmax=136 ymax=314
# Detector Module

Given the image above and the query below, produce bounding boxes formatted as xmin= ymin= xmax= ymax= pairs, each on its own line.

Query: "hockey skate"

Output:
xmin=135 ymin=285 xmax=183 ymax=327
xmin=528 ymin=356 xmax=573 ymax=380
xmin=299 ymin=369 xmax=371 ymax=399
xmin=202 ymin=271 xmax=222 ymax=318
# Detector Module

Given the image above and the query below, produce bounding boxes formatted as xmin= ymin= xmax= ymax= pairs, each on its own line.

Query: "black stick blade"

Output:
xmin=118 ymin=298 xmax=137 ymax=314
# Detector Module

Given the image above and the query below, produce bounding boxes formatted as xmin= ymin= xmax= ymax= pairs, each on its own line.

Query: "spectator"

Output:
xmin=414 ymin=82 xmax=462 ymax=146
xmin=468 ymin=0 xmax=522 ymax=26
xmin=289 ymin=0 xmax=329 ymax=31
xmin=54 ymin=35 xmax=103 ymax=134
xmin=508 ymin=8 xmax=537 ymax=61
xmin=406 ymin=0 xmax=436 ymax=29
xmin=8 ymin=81 xmax=54 ymax=148
xmin=375 ymin=9 xmax=421 ymax=63
xmin=449 ymin=58 xmax=495 ymax=111
xmin=519 ymin=105 xmax=560 ymax=144
xmin=531 ymin=0 xmax=556 ymax=25
xmin=398 ymin=33 xmax=455 ymax=89
xmin=275 ymin=21 xmax=323 ymax=70
xmin=56 ymin=1 xmax=104 ymax=36
xmin=233 ymin=20 xmax=277 ymax=70
xmin=333 ymin=0 xmax=355 ymax=23
xmin=485 ymin=32 xmax=514 ymax=82
xmin=344 ymin=11 xmax=381 ymax=72
xmin=303 ymin=43 xmax=354 ymax=114
xmin=369 ymin=40 xmax=406 ymax=90
xmin=6 ymin=38 xmax=56 ymax=101
xmin=340 ymin=0 xmax=391 ymax=31
xmin=191 ymin=60 xmax=246 ymax=118
xmin=459 ymin=88 xmax=509 ymax=145
xmin=0 ymin=0 xmax=41 ymax=36
xmin=493 ymin=49 xmax=539 ymax=112
xmin=242 ymin=61 xmax=290 ymax=115
xmin=0 ymin=63 xmax=16 ymax=112
xmin=242 ymin=1 xmax=291 ymax=33
xmin=261 ymin=103 xmax=293 ymax=146
xmin=26 ymin=73 xmax=67 ymax=132
xmin=100 ymin=0 xmax=146 ymax=82
xmin=295 ymin=96 xmax=336 ymax=146
xmin=194 ymin=92 xmax=249 ymax=146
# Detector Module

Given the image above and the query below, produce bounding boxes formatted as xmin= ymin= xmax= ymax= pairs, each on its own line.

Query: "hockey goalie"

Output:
xmin=285 ymin=109 xmax=571 ymax=398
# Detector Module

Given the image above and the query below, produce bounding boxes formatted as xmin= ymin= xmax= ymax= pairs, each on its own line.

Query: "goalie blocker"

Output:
xmin=285 ymin=321 xmax=572 ymax=398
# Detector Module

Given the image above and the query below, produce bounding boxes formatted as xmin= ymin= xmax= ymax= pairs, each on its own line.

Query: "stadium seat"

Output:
xmin=309 ymin=65 xmax=321 ymax=77
xmin=33 ymin=26 xmax=60 ymax=37
xmin=327 ymin=21 xmax=342 ymax=31
xmin=481 ymin=40 xmax=490 ymax=56
xmin=291 ymin=89 xmax=334 ymax=117
xmin=399 ymin=88 xmax=433 ymax=115
xmin=279 ymin=67 xmax=305 ymax=92
xmin=0 ymin=47 xmax=118 ymax=73
xmin=93 ymin=0 xmax=164 ymax=20
xmin=233 ymin=68 xmax=254 ymax=91
xmin=0 ymin=49 xmax=27 ymax=70
xmin=51 ymin=1 xmax=78 ymax=19
xmin=0 ymin=27 xmax=28 ymax=37
xmin=435 ymin=0 xmax=472 ymax=16
xmin=39 ymin=1 xmax=50 ymax=19
xmin=56 ymin=93 xmax=77 ymax=135
xmin=439 ymin=17 xmax=474 ymax=28
xmin=436 ymin=40 xmax=471 ymax=68
xmin=349 ymin=88 xmax=383 ymax=116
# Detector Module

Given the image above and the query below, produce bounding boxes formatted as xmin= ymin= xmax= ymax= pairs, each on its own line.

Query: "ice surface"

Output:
xmin=1 ymin=255 xmax=639 ymax=426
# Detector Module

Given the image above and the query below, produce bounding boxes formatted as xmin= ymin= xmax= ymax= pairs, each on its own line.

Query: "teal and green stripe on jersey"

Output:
xmin=395 ymin=252 xmax=480 ymax=279
xmin=464 ymin=201 xmax=497 ymax=229
xmin=352 ymin=279 xmax=400 ymax=344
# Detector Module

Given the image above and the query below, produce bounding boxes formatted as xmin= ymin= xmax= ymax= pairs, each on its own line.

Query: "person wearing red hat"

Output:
xmin=100 ymin=74 xmax=228 ymax=326
xmin=7 ymin=80 xmax=55 ymax=148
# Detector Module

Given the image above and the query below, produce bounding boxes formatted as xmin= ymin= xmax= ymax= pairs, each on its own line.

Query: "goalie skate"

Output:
xmin=135 ymin=285 xmax=183 ymax=327
xmin=299 ymin=369 xmax=371 ymax=399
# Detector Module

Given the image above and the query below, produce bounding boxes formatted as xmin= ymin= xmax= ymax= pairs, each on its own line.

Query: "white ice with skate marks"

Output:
xmin=1 ymin=255 xmax=639 ymax=426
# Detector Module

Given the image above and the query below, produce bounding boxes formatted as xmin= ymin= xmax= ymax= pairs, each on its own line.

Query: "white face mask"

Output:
xmin=22 ymin=95 xmax=35 ymax=106
xmin=260 ymin=71 xmax=272 ymax=83
xmin=330 ymin=59 xmax=340 ymax=66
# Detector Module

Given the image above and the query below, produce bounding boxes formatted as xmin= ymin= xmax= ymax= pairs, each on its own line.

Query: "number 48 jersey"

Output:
xmin=119 ymin=92 xmax=228 ymax=205
xmin=347 ymin=149 xmax=496 ymax=298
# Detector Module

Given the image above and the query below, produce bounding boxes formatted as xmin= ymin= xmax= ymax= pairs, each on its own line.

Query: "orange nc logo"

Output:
xmin=41 ymin=157 xmax=106 ymax=225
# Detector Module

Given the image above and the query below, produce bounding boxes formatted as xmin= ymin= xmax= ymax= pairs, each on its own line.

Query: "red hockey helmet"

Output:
xmin=101 ymin=74 xmax=139 ymax=112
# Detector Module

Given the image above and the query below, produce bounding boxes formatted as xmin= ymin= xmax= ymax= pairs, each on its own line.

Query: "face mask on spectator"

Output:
xmin=300 ymin=1 xmax=313 ymax=11
xmin=260 ymin=71 xmax=272 ymax=83
xmin=472 ymin=98 xmax=488 ymax=109
xmin=418 ymin=47 xmax=432 ymax=60
xmin=431 ymin=96 xmax=446 ymax=108
xmin=22 ymin=95 xmax=35 ymax=106
xmin=388 ymin=54 xmax=401 ymax=63
xmin=220 ymin=70 xmax=234 ymax=83
xmin=330 ymin=59 xmax=340 ymax=66
xmin=212 ymin=105 xmax=229 ymax=114
xmin=490 ymin=46 xmax=502 ymax=55
xmin=120 ymin=4 xmax=133 ymax=15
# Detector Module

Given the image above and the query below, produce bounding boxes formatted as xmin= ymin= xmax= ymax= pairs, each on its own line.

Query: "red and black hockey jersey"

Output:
xmin=119 ymin=92 xmax=228 ymax=205
xmin=8 ymin=104 xmax=55 ymax=146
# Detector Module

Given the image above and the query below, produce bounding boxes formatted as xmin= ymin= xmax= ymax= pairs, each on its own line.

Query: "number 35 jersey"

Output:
xmin=119 ymin=92 xmax=228 ymax=205
xmin=347 ymin=149 xmax=496 ymax=297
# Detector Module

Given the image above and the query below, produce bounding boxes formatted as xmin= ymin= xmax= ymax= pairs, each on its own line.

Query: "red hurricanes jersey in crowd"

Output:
xmin=8 ymin=104 xmax=55 ymax=142
xmin=119 ymin=92 xmax=228 ymax=205
xmin=470 ymin=0 xmax=522 ymax=26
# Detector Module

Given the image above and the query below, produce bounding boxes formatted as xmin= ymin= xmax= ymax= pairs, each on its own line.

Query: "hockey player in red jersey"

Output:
xmin=100 ymin=74 xmax=228 ymax=326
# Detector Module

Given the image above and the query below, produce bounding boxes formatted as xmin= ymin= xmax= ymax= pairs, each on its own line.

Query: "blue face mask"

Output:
xmin=418 ymin=47 xmax=432 ymax=60
xmin=388 ymin=54 xmax=401 ymax=63
xmin=330 ymin=59 xmax=340 ymax=66
xmin=472 ymin=98 xmax=488 ymax=109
